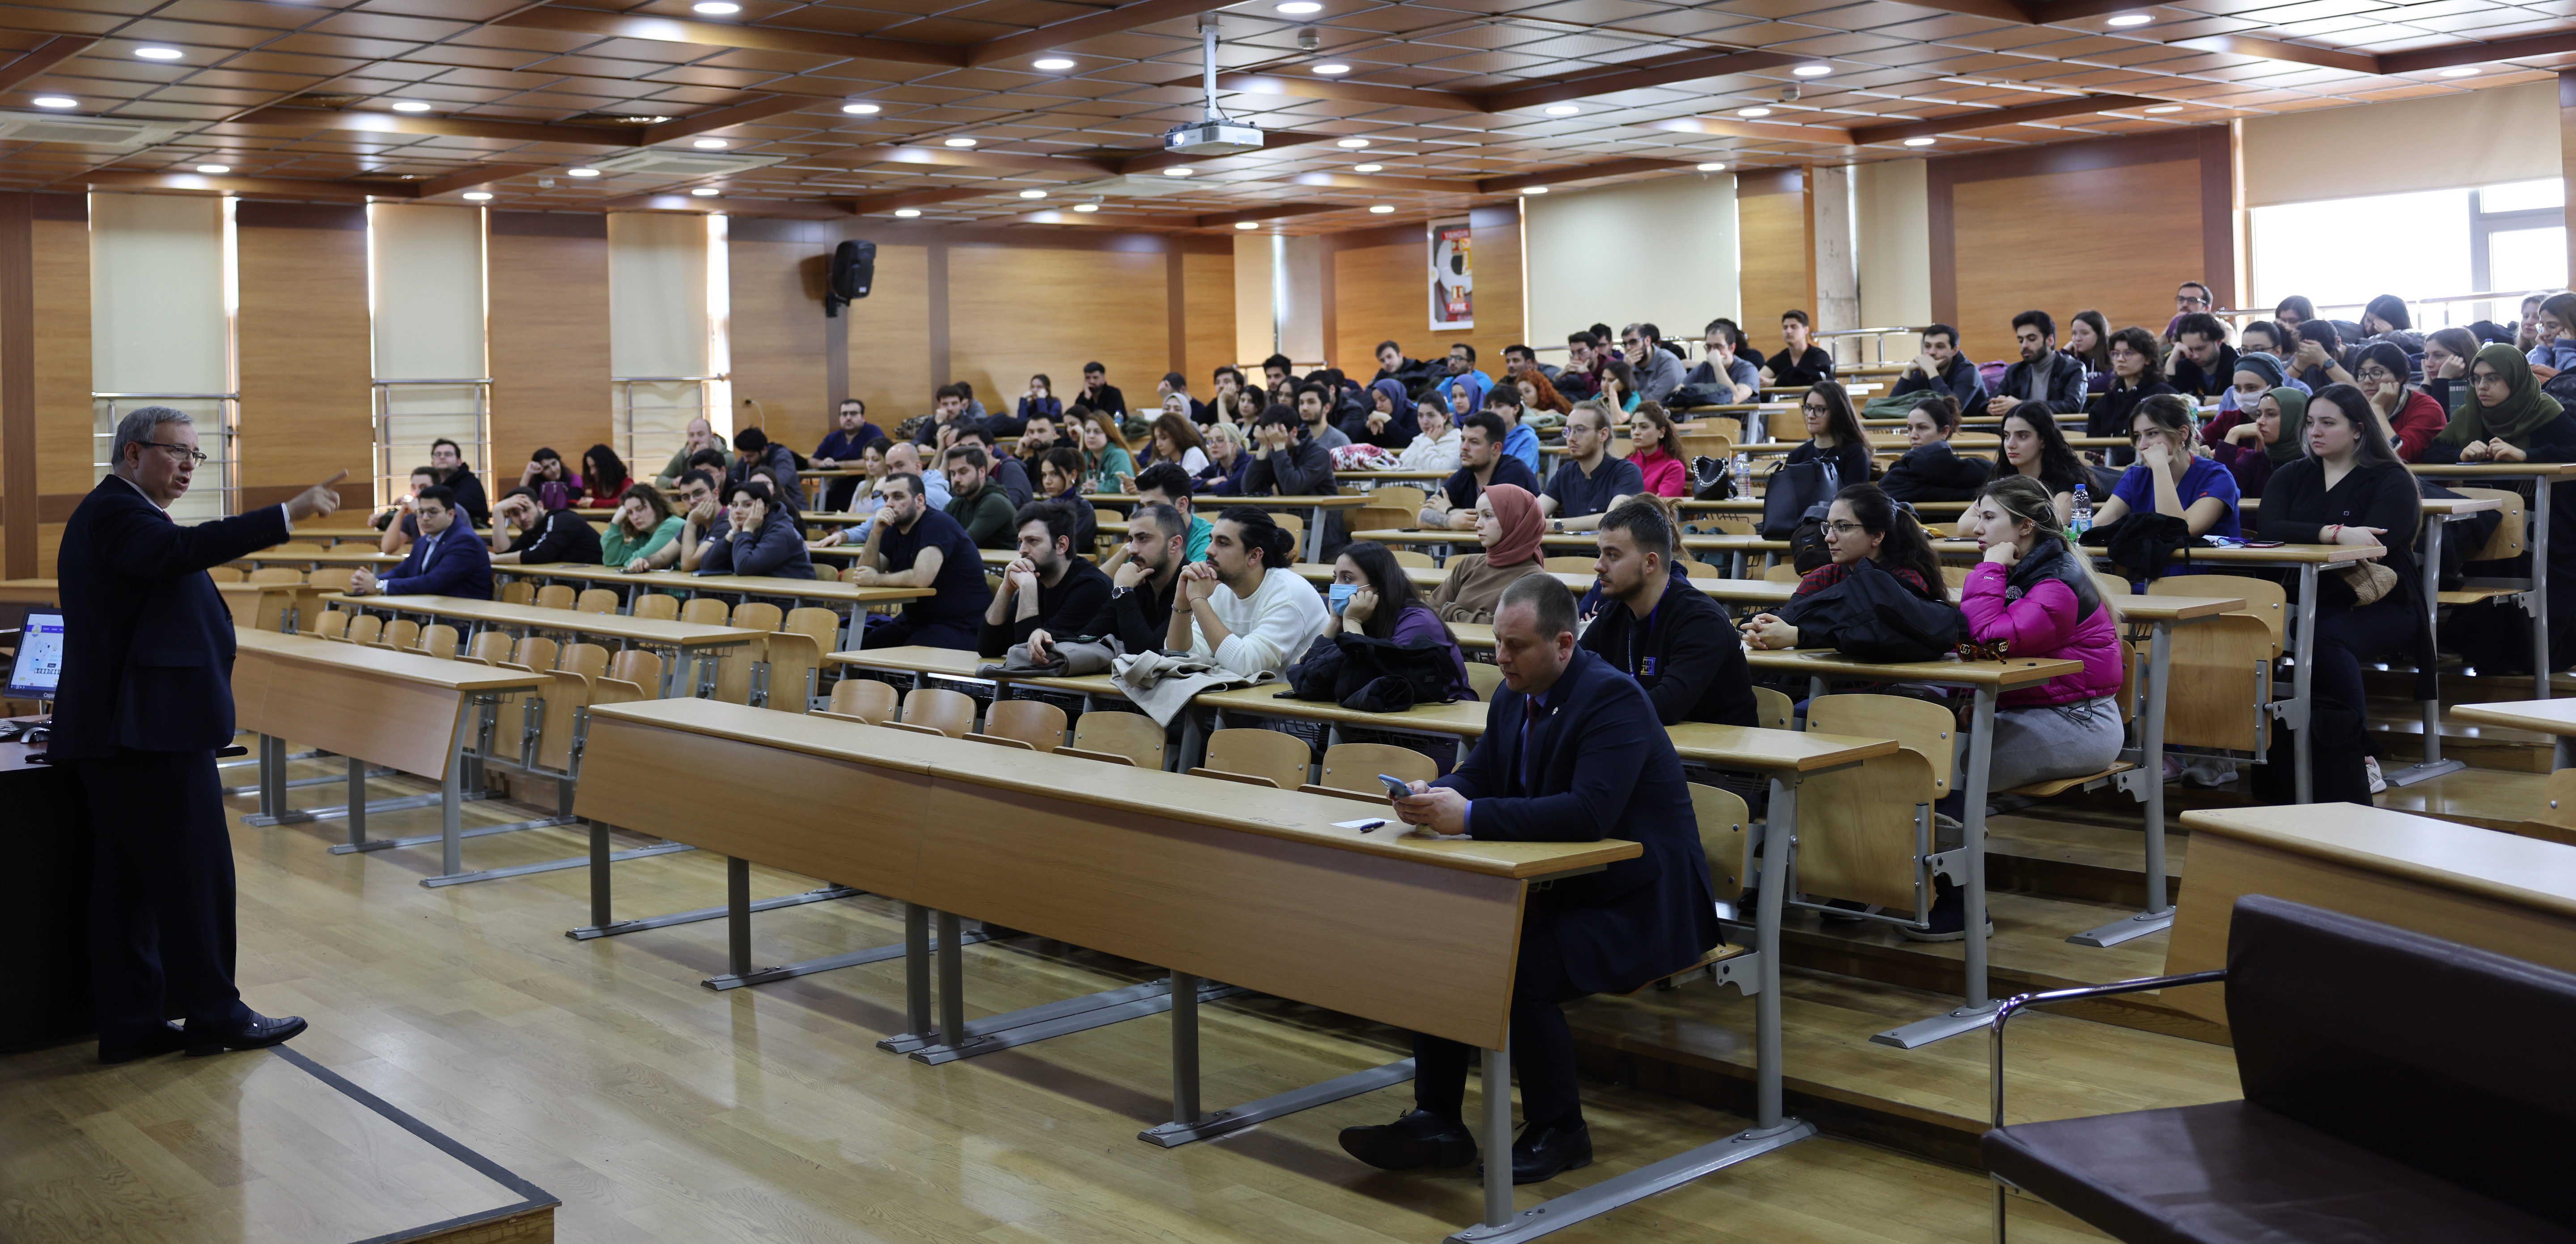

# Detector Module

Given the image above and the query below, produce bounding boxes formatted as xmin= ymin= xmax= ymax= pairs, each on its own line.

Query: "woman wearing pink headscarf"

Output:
xmin=1425 ymin=482 xmax=1553 ymax=624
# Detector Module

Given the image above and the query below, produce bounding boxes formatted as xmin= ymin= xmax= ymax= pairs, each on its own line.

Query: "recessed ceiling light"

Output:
xmin=462 ymin=191 xmax=493 ymax=200
xmin=1695 ymin=161 xmax=1727 ymax=171
xmin=1792 ymin=64 xmax=1831 ymax=76
xmin=1034 ymin=57 xmax=1075 ymax=70
xmin=568 ymin=166 xmax=601 ymax=177
xmin=691 ymin=186 xmax=720 ymax=196
xmin=195 ymin=164 xmax=230 ymax=174
xmin=1735 ymin=106 xmax=1772 ymax=118
xmin=1073 ymin=203 xmax=1099 ymax=212
xmin=1019 ymin=188 xmax=1046 ymax=198
xmin=1544 ymin=104 xmax=1580 ymax=116
xmin=1903 ymin=136 xmax=1936 ymax=146
xmin=133 ymin=46 xmax=183 ymax=60
xmin=1352 ymin=163 xmax=1382 ymax=172
xmin=2143 ymin=104 xmax=2182 ymax=113
xmin=842 ymin=102 xmax=881 ymax=115
xmin=31 ymin=96 xmax=76 ymax=109
xmin=1236 ymin=220 xmax=1258 ymax=228
xmin=1165 ymin=166 xmax=1195 ymax=175
xmin=692 ymin=138 xmax=728 ymax=149
xmin=1521 ymin=186 xmax=1547 ymax=195
xmin=944 ymin=137 xmax=977 ymax=147
xmin=1278 ymin=0 xmax=1323 ymax=12
xmin=894 ymin=208 xmax=921 ymax=217
xmin=1313 ymin=63 xmax=1351 ymax=75
xmin=2438 ymin=65 xmax=2479 ymax=77
xmin=1337 ymin=138 xmax=1368 ymax=148
xmin=1368 ymin=204 xmax=1394 ymax=213
xmin=2107 ymin=13 xmax=2151 ymax=25
xmin=693 ymin=1 xmax=741 ymax=12
xmin=390 ymin=101 xmax=432 ymax=112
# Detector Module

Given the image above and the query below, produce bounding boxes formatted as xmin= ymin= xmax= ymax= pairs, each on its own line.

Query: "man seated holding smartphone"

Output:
xmin=1343 ymin=573 xmax=1720 ymax=1184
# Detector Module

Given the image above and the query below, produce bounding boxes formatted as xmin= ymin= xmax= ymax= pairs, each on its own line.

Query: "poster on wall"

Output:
xmin=1430 ymin=221 xmax=1473 ymax=330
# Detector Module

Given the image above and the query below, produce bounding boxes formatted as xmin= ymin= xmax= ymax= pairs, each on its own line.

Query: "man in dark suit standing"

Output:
xmin=54 ymin=407 xmax=347 ymax=1063
xmin=1343 ymin=574 xmax=1721 ymax=1183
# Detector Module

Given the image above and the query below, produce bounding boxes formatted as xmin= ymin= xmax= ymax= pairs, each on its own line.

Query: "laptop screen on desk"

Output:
xmin=4 ymin=611 xmax=64 ymax=700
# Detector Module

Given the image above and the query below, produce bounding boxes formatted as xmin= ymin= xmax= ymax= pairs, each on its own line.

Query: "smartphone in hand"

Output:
xmin=1379 ymin=773 xmax=1415 ymax=799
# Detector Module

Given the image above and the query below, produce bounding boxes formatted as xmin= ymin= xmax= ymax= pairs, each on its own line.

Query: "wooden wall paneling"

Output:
xmin=237 ymin=204 xmax=373 ymax=512
xmin=0 ymin=193 xmax=27 ymax=579
xmin=31 ymin=201 xmax=91 ymax=577
xmin=1950 ymin=159 xmax=2203 ymax=356
xmin=841 ymin=243 xmax=931 ymax=429
xmin=1736 ymin=170 xmax=1816 ymax=335
xmin=1928 ymin=127 xmax=2235 ymax=356
xmin=489 ymin=222 xmax=611 ymax=470
xmin=728 ymin=237 xmax=830 ymax=456
xmin=945 ymin=246 xmax=1167 ymax=425
xmin=1327 ymin=208 xmax=1525 ymax=378
xmin=1180 ymin=249 xmax=1235 ymax=384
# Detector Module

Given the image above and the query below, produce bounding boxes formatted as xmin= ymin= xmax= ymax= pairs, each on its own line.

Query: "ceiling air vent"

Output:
xmin=581 ymin=149 xmax=782 ymax=179
xmin=0 ymin=111 xmax=185 ymax=149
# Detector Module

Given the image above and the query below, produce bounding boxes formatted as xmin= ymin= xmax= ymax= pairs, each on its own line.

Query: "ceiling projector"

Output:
xmin=1164 ymin=119 xmax=1263 ymax=155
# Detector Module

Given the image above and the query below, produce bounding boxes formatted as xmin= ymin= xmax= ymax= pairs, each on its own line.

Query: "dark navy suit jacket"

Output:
xmin=51 ymin=477 xmax=290 ymax=760
xmin=380 ymin=519 xmax=492 ymax=599
xmin=1433 ymin=646 xmax=1721 ymax=994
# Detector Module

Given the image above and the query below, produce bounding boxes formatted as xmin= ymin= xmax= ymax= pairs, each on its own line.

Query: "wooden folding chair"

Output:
xmin=499 ymin=581 xmax=535 ymax=606
xmin=308 ymin=609 xmax=351 ymax=641
xmin=344 ymin=613 xmax=383 ymax=646
xmin=1190 ymin=727 xmax=1311 ymax=790
xmin=575 ymin=588 xmax=620 ymax=614
xmin=895 ymin=687 xmax=977 ymax=738
xmin=816 ymin=677 xmax=897 ymax=725
xmin=1542 ymin=555 xmax=1598 ymax=573
xmin=1059 ymin=709 xmax=1165 ymax=767
xmin=378 ymin=618 xmax=419 ymax=651
xmin=1303 ymin=741 xmax=1436 ymax=802
xmin=534 ymin=584 xmax=576 ymax=610
xmin=968 ymin=698 xmax=1067 ymax=751
xmin=416 ymin=623 xmax=461 ymax=659
xmin=632 ymin=594 xmax=679 ymax=620
xmin=680 ymin=597 xmax=729 ymax=626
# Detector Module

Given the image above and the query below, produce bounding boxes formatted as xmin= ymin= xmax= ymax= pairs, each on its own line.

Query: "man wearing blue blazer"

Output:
xmin=1346 ymin=573 xmax=1722 ymax=1183
xmin=346 ymin=484 xmax=489 ymax=600
xmin=53 ymin=407 xmax=347 ymax=1063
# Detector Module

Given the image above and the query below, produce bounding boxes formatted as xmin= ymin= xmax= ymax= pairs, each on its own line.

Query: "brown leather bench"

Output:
xmin=1983 ymin=894 xmax=2576 ymax=1243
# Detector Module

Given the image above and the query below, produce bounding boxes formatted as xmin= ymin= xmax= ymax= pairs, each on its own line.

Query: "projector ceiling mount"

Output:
xmin=1162 ymin=14 xmax=1263 ymax=157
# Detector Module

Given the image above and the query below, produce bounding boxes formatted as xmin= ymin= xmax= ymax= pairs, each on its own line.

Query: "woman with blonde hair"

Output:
xmin=1194 ymin=419 xmax=1250 ymax=495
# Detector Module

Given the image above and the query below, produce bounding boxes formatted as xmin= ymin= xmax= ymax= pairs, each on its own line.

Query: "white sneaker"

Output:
xmin=2365 ymin=756 xmax=2386 ymax=794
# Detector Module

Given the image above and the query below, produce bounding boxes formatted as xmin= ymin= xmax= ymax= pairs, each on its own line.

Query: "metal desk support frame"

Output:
xmin=2070 ymin=617 xmax=2178 ymax=947
xmin=1442 ymin=770 xmax=1816 ymax=1244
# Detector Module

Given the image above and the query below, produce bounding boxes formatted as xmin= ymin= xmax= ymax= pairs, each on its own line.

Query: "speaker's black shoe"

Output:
xmin=1507 ymin=1121 xmax=1593 ymax=1184
xmin=186 ymin=1013 xmax=307 ymax=1057
xmin=1339 ymin=1109 xmax=1477 ymax=1171
xmin=98 ymin=1021 xmax=187 ymax=1066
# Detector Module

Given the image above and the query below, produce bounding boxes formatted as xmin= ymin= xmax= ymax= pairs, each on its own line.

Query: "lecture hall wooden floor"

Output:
xmin=2 ymin=753 xmax=2178 ymax=1244
xmin=64 ymin=675 xmax=2564 ymax=1243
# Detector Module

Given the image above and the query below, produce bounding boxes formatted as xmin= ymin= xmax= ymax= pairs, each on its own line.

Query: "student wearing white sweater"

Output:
xmin=1169 ymin=505 xmax=1330 ymax=674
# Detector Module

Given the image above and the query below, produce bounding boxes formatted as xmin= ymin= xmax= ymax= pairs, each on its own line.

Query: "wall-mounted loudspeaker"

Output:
xmin=824 ymin=240 xmax=875 ymax=317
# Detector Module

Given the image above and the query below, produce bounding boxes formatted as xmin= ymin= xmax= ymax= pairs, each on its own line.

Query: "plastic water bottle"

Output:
xmin=1733 ymin=454 xmax=1752 ymax=501
xmin=2069 ymin=484 xmax=2092 ymax=538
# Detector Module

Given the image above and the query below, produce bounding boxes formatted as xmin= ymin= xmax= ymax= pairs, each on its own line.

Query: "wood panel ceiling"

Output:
xmin=0 ymin=0 xmax=2563 ymax=234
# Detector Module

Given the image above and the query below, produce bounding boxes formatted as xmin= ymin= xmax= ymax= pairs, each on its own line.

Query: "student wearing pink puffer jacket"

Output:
xmin=1957 ymin=473 xmax=2127 ymax=794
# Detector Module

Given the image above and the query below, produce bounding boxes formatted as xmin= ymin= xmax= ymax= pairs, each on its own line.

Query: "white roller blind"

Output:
xmin=90 ymin=192 xmax=225 ymax=395
xmin=368 ymin=204 xmax=485 ymax=380
xmin=1525 ymin=173 xmax=1738 ymax=348
xmin=2242 ymin=84 xmax=2560 ymax=208
xmin=608 ymin=212 xmax=709 ymax=378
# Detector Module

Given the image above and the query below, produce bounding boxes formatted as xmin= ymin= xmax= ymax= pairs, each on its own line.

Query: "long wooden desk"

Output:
xmin=2164 ymin=803 xmax=2576 ymax=1027
xmin=2449 ymin=698 xmax=2576 ymax=769
xmin=1085 ymin=492 xmax=1369 ymax=563
xmin=490 ymin=562 xmax=931 ymax=628
xmin=573 ymin=696 xmax=1648 ymax=1237
xmin=231 ymin=629 xmax=557 ymax=883
xmin=2411 ymin=462 xmax=2576 ymax=704
xmin=5 ymin=577 xmax=325 ymax=634
xmin=330 ymin=594 xmax=767 ymax=698
xmin=237 ymin=548 xmax=402 ymax=569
